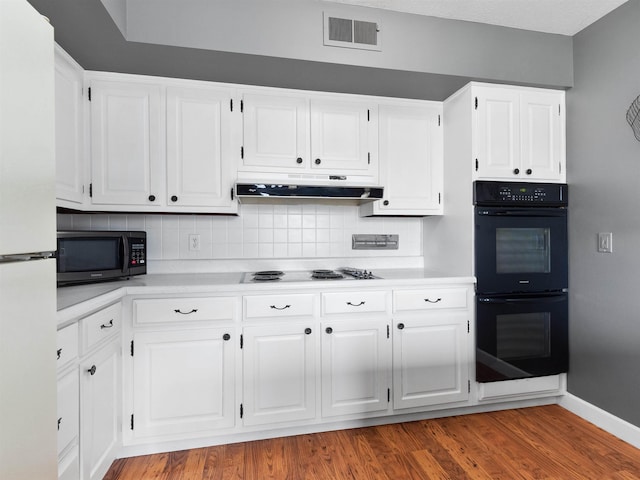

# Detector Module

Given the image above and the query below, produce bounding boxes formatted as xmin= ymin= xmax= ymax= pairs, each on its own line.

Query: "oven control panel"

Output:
xmin=474 ymin=181 xmax=568 ymax=207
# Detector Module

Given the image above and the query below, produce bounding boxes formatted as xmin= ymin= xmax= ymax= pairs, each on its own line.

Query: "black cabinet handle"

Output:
xmin=230 ymin=187 xmax=235 ymax=201
xmin=100 ymin=319 xmax=114 ymax=329
xmin=296 ymin=157 xmax=303 ymax=164
xmin=383 ymin=200 xmax=389 ymax=206
xmin=148 ymin=195 xmax=156 ymax=202
xmin=315 ymin=158 xmax=321 ymax=165
xmin=223 ymin=333 xmax=231 ymax=341
xmin=513 ymin=168 xmax=520 ymax=175
xmin=397 ymin=323 xmax=405 ymax=330
xmin=270 ymin=305 xmax=291 ymax=310
xmin=526 ymin=169 xmax=532 ymax=175
xmin=424 ymin=298 xmax=442 ymax=303
xmin=346 ymin=301 xmax=365 ymax=307
xmin=174 ymin=309 xmax=198 ymax=315
xmin=57 ymin=348 xmax=62 ymax=360
xmin=171 ymin=195 xmax=178 ymax=202
xmin=87 ymin=365 xmax=97 ymax=376
xmin=325 ymin=327 xmax=333 ymax=334
xmin=305 ymin=328 xmax=312 ymax=335
xmin=57 ymin=417 xmax=62 ymax=431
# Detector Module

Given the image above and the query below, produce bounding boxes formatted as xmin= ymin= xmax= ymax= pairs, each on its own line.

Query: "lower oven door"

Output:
xmin=476 ymin=292 xmax=568 ymax=382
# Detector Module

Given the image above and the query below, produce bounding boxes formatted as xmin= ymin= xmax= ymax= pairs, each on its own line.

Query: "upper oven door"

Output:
xmin=475 ymin=207 xmax=567 ymax=294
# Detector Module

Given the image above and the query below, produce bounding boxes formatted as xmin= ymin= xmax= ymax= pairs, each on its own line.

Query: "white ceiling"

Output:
xmin=323 ymin=0 xmax=630 ymax=35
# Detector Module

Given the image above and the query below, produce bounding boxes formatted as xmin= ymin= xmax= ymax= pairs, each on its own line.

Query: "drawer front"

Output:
xmin=82 ymin=302 xmax=121 ymax=353
xmin=394 ymin=288 xmax=467 ymax=312
xmin=134 ymin=297 xmax=237 ymax=325
xmin=57 ymin=369 xmax=79 ymax=457
xmin=322 ymin=291 xmax=388 ymax=315
xmin=244 ymin=294 xmax=315 ymax=319
xmin=56 ymin=323 xmax=78 ymax=370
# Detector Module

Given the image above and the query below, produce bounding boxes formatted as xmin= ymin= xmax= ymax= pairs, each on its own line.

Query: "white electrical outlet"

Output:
xmin=189 ymin=234 xmax=201 ymax=251
xmin=598 ymin=232 xmax=613 ymax=253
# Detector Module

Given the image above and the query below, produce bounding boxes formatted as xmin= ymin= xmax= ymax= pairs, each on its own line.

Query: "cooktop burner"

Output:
xmin=241 ymin=268 xmax=380 ymax=283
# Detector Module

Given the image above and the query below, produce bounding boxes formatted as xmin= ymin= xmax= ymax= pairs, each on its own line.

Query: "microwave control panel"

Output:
xmin=129 ymin=238 xmax=146 ymax=266
xmin=474 ymin=181 xmax=568 ymax=207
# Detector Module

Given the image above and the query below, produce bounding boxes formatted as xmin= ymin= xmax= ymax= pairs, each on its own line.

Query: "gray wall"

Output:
xmin=27 ymin=0 xmax=572 ymax=101
xmin=568 ymin=0 xmax=640 ymax=426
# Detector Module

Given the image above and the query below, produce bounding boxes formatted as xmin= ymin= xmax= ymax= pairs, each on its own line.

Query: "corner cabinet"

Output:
xmin=471 ymin=83 xmax=565 ymax=182
xmin=361 ymin=100 xmax=443 ymax=216
xmin=87 ymin=73 xmax=238 ymax=213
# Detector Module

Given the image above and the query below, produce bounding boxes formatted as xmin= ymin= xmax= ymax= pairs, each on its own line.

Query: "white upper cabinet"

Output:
xmin=55 ymin=45 xmax=85 ymax=207
xmin=238 ymin=90 xmax=378 ymax=185
xmin=87 ymin=73 xmax=238 ymax=213
xmin=166 ymin=85 xmax=237 ymax=212
xmin=241 ymin=92 xmax=309 ymax=170
xmin=89 ymin=77 xmax=164 ymax=207
xmin=361 ymin=100 xmax=443 ymax=216
xmin=473 ymin=84 xmax=565 ymax=182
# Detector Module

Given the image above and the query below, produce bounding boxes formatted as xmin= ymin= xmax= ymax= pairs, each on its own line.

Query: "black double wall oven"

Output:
xmin=474 ymin=181 xmax=569 ymax=382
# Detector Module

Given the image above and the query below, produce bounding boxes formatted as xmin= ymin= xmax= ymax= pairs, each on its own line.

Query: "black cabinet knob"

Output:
xmin=87 ymin=365 xmax=97 ymax=376
xmin=526 ymin=169 xmax=532 ymax=175
xmin=315 ymin=158 xmax=321 ymax=165
xmin=383 ymin=200 xmax=389 ymax=206
xmin=305 ymin=328 xmax=312 ymax=335
xmin=171 ymin=195 xmax=178 ymax=202
xmin=397 ymin=323 xmax=405 ymax=330
xmin=223 ymin=333 xmax=231 ymax=341
xmin=513 ymin=168 xmax=520 ymax=175
xmin=296 ymin=157 xmax=303 ymax=164
xmin=325 ymin=327 xmax=333 ymax=334
xmin=148 ymin=195 xmax=156 ymax=202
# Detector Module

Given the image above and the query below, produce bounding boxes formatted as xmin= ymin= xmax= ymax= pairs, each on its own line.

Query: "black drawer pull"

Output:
xmin=58 ymin=417 xmax=62 ymax=431
xmin=270 ymin=305 xmax=291 ymax=310
xmin=100 ymin=319 xmax=114 ymax=329
xmin=57 ymin=348 xmax=62 ymax=360
xmin=346 ymin=301 xmax=365 ymax=307
xmin=174 ymin=309 xmax=198 ymax=315
xmin=87 ymin=365 xmax=97 ymax=376
xmin=424 ymin=298 xmax=442 ymax=303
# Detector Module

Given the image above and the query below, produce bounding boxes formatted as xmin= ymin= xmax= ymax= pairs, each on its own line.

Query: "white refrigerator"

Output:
xmin=0 ymin=1 xmax=58 ymax=479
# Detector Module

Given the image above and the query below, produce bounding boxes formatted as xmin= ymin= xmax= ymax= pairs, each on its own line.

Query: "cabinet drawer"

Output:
xmin=244 ymin=294 xmax=315 ymax=319
xmin=56 ymin=323 xmax=78 ymax=370
xmin=322 ymin=291 xmax=388 ymax=315
xmin=57 ymin=368 xmax=79 ymax=457
xmin=393 ymin=288 xmax=467 ymax=312
xmin=134 ymin=297 xmax=237 ymax=325
xmin=81 ymin=302 xmax=121 ymax=353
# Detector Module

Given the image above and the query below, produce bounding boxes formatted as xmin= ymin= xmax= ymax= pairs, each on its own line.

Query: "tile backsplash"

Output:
xmin=57 ymin=204 xmax=422 ymax=263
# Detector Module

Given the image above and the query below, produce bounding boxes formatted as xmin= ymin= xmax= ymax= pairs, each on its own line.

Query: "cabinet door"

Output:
xmin=392 ymin=312 xmax=469 ymax=409
xmin=242 ymin=324 xmax=316 ymax=426
xmin=321 ymin=319 xmax=390 ymax=417
xmin=55 ymin=46 xmax=85 ymax=206
xmin=520 ymin=91 xmax=564 ymax=181
xmin=475 ymin=88 xmax=520 ymax=179
xmin=241 ymin=93 xmax=309 ymax=170
xmin=81 ymin=341 xmax=120 ymax=480
xmin=132 ymin=328 xmax=235 ymax=439
xmin=310 ymin=99 xmax=375 ymax=173
xmin=90 ymin=79 xmax=163 ymax=206
xmin=369 ymin=103 xmax=442 ymax=215
xmin=57 ymin=368 xmax=79 ymax=459
xmin=166 ymin=86 xmax=237 ymax=211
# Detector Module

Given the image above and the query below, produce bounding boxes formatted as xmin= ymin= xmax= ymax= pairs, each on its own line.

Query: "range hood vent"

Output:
xmin=235 ymin=183 xmax=383 ymax=203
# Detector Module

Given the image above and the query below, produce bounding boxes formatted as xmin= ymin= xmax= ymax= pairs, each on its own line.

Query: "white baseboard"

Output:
xmin=560 ymin=393 xmax=640 ymax=448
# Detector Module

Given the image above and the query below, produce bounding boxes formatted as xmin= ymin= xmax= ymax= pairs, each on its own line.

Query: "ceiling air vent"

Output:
xmin=323 ymin=13 xmax=381 ymax=51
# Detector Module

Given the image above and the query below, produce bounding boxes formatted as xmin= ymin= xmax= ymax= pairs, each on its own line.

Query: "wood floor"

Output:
xmin=104 ymin=405 xmax=640 ymax=479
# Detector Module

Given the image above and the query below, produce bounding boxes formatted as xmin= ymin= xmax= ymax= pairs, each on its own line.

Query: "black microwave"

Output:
xmin=56 ymin=231 xmax=147 ymax=285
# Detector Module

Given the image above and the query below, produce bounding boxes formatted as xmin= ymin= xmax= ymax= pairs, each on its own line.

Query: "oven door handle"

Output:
xmin=476 ymin=209 xmax=566 ymax=217
xmin=478 ymin=294 xmax=566 ymax=304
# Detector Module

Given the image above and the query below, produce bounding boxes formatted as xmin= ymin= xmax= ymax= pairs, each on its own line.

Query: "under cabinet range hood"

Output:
xmin=235 ymin=183 xmax=384 ymax=203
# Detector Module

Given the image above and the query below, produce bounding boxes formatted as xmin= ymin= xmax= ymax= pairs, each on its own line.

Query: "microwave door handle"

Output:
xmin=478 ymin=295 xmax=566 ymax=305
xmin=121 ymin=236 xmax=129 ymax=273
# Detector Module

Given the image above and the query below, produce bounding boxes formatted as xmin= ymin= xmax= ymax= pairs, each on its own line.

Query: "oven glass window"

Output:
xmin=496 ymin=312 xmax=551 ymax=360
xmin=496 ymin=228 xmax=550 ymax=274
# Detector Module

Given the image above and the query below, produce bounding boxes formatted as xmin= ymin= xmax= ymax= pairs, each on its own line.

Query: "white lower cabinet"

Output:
xmin=242 ymin=323 xmax=317 ymax=426
xmin=320 ymin=318 xmax=390 ymax=417
xmin=80 ymin=339 xmax=121 ymax=480
xmin=131 ymin=327 xmax=236 ymax=439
